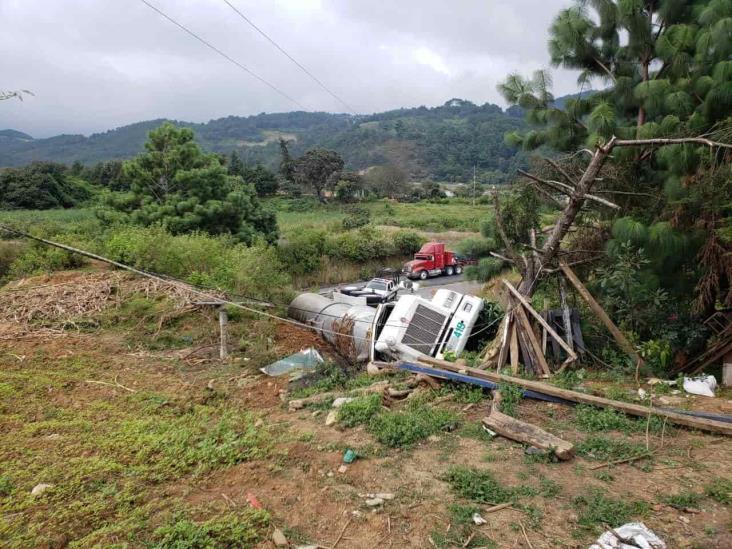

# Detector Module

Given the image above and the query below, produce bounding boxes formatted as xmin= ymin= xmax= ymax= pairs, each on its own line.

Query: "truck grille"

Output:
xmin=401 ymin=305 xmax=446 ymax=355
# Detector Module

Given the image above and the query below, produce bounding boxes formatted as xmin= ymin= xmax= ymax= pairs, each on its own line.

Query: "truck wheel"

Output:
xmin=445 ymin=266 xmax=454 ymax=276
xmin=419 ymin=270 xmax=428 ymax=280
xmin=455 ymin=265 xmax=463 ymax=275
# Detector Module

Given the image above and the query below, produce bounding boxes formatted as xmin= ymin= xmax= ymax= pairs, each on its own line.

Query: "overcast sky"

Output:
xmin=0 ymin=0 xmax=579 ymax=138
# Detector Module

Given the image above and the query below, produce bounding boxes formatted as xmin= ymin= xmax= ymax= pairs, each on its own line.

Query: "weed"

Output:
xmin=448 ymin=503 xmax=481 ymax=525
xmin=576 ymin=435 xmax=649 ymax=462
xmin=552 ymin=369 xmax=585 ymax=390
xmin=663 ymin=491 xmax=702 ymax=509
xmin=604 ymin=386 xmax=634 ymax=402
xmin=459 ymin=421 xmax=494 ymax=443
xmin=337 ymin=394 xmax=382 ymax=427
xmin=704 ymin=477 xmax=731 ymax=505
xmin=539 ymin=477 xmax=561 ymax=497
xmin=368 ymin=402 xmax=458 ymax=448
xmin=443 ymin=466 xmax=515 ymax=504
xmin=0 ymin=474 xmax=14 ymax=496
xmin=573 ymin=489 xmax=650 ymax=533
xmin=594 ymin=471 xmax=614 ymax=482
xmin=497 ymin=383 xmax=523 ymax=417
xmin=436 ymin=383 xmax=486 ymax=404
xmin=574 ymin=405 xmax=666 ymax=434
xmin=150 ymin=509 xmax=269 ymax=548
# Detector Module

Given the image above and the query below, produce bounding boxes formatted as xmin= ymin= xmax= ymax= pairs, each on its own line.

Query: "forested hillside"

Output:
xmin=0 ymin=99 xmax=526 ymax=181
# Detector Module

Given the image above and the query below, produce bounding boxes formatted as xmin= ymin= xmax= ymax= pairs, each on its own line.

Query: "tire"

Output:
xmin=455 ymin=265 xmax=463 ymax=275
xmin=419 ymin=270 xmax=428 ymax=280
xmin=445 ymin=266 xmax=454 ymax=276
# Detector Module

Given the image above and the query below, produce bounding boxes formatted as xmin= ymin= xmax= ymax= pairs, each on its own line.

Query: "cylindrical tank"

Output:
xmin=288 ymin=293 xmax=376 ymax=361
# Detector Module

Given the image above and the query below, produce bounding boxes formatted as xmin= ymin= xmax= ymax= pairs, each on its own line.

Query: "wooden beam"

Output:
xmin=417 ymin=358 xmax=732 ymax=436
xmin=514 ymin=303 xmax=551 ymax=376
xmin=558 ymin=262 xmax=643 ymax=370
xmin=509 ymin=322 xmax=519 ymax=375
xmin=503 ymin=280 xmax=577 ymax=362
xmin=558 ymin=276 xmax=574 ymax=351
xmin=482 ymin=412 xmax=575 ymax=460
xmin=218 ymin=306 xmax=229 ymax=360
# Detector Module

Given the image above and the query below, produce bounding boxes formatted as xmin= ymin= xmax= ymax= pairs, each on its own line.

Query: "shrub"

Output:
xmin=443 ymin=466 xmax=514 ymax=503
xmin=368 ymin=402 xmax=457 ymax=447
xmin=456 ymin=236 xmax=495 ymax=258
xmin=392 ymin=230 xmax=425 ymax=255
xmin=0 ymin=241 xmax=25 ymax=280
xmin=278 ymin=229 xmax=326 ymax=275
xmin=338 ymin=394 xmax=382 ymax=427
xmin=573 ymin=489 xmax=649 ymax=532
xmin=465 ymin=257 xmax=506 ymax=282
xmin=325 ymin=226 xmax=394 ymax=263
xmin=497 ymin=383 xmax=523 ymax=417
xmin=341 ymin=205 xmax=370 ymax=229
xmin=8 ymin=241 xmax=87 ymax=279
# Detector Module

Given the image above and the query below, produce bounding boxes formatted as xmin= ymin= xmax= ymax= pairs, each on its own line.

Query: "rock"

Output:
xmin=45 ymin=433 xmax=61 ymax=440
xmin=658 ymin=395 xmax=686 ymax=406
xmin=366 ymin=362 xmax=383 ymax=376
xmin=524 ymin=446 xmax=543 ymax=456
xmin=352 ymin=510 xmax=363 ymax=518
xmin=427 ymin=435 xmax=441 ymax=443
xmin=332 ymin=397 xmax=355 ymax=408
xmin=254 ymin=418 xmax=264 ymax=428
xmin=311 ymin=410 xmax=321 ymax=417
xmin=272 ymin=528 xmax=288 ymax=547
xmin=325 ymin=410 xmax=338 ymax=426
xmin=679 ymin=515 xmax=690 ymax=524
xmin=31 ymin=483 xmax=53 ymax=496
xmin=289 ymin=399 xmax=305 ymax=411
xmin=365 ymin=497 xmax=384 ymax=507
xmin=472 ymin=512 xmax=487 ymax=525
xmin=327 ymin=471 xmax=334 ymax=477
xmin=338 ymin=465 xmax=348 ymax=474
xmin=360 ymin=492 xmax=394 ymax=500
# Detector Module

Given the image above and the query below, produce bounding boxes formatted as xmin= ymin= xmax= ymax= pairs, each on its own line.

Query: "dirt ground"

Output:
xmin=1 ymin=273 xmax=731 ymax=548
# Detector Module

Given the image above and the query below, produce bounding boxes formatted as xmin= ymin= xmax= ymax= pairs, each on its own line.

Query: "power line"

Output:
xmin=138 ymin=0 xmax=306 ymax=110
xmin=221 ymin=0 xmax=356 ymax=114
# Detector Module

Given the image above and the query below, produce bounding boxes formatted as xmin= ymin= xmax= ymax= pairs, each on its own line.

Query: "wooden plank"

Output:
xmin=218 ymin=306 xmax=228 ymax=360
xmin=558 ymin=276 xmax=574 ymax=350
xmin=509 ymin=321 xmax=519 ymax=374
xmin=559 ymin=262 xmax=642 ymax=368
xmin=483 ymin=412 xmax=575 ymax=460
xmin=496 ymin=313 xmax=511 ymax=370
xmin=514 ymin=303 xmax=551 ymax=376
xmin=417 ymin=357 xmax=732 ymax=436
xmin=503 ymin=279 xmax=577 ymax=361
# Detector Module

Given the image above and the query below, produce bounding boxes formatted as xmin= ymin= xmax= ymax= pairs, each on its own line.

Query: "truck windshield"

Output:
xmin=366 ymin=281 xmax=387 ymax=291
xmin=414 ymin=254 xmax=432 ymax=260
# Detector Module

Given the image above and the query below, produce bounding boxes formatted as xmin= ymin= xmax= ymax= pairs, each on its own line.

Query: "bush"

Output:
xmin=325 ymin=226 xmax=394 ymax=263
xmin=465 ymin=257 xmax=506 ymax=282
xmin=392 ymin=230 xmax=425 ymax=255
xmin=337 ymin=394 xmax=382 ymax=427
xmin=0 ymin=241 xmax=25 ymax=280
xmin=456 ymin=236 xmax=495 ymax=258
xmin=103 ymin=225 xmax=290 ymax=301
xmin=277 ymin=229 xmax=326 ymax=275
xmin=8 ymin=241 xmax=87 ymax=279
xmin=368 ymin=401 xmax=457 ymax=447
xmin=341 ymin=205 xmax=371 ymax=229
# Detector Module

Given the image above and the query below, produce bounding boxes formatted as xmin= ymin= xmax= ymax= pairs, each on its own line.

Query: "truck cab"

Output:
xmin=403 ymin=242 xmax=461 ymax=280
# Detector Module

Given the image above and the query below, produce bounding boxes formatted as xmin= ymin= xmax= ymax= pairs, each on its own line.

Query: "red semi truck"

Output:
xmin=403 ymin=242 xmax=462 ymax=280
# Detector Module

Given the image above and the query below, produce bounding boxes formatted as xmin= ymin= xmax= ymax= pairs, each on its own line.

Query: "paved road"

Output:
xmin=320 ymin=273 xmax=483 ymax=299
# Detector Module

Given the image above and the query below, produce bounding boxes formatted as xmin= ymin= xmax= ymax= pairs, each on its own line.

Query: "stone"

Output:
xmin=325 ymin=410 xmax=338 ymax=426
xmin=332 ymin=397 xmax=355 ymax=408
xmin=338 ymin=465 xmax=348 ymax=474
xmin=365 ymin=497 xmax=384 ymax=507
xmin=289 ymin=399 xmax=305 ymax=411
xmin=272 ymin=528 xmax=288 ymax=547
xmin=31 ymin=483 xmax=53 ymax=496
xmin=45 ymin=433 xmax=61 ymax=440
xmin=427 ymin=435 xmax=440 ymax=443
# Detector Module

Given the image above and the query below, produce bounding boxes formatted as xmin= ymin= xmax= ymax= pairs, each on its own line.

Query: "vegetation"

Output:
xmin=572 ymin=489 xmax=650 ymax=534
xmin=0 ymin=162 xmax=92 ymax=210
xmin=337 ymin=394 xmax=383 ymax=427
xmin=368 ymin=400 xmax=458 ymax=447
xmin=99 ymin=123 xmax=278 ymax=245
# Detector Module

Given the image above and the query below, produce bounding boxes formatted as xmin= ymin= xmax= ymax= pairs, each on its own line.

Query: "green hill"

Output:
xmin=0 ymin=99 xmax=527 ymax=181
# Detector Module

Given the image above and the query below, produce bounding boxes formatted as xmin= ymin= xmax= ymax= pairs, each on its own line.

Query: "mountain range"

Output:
xmin=0 ymin=98 xmax=529 ymax=181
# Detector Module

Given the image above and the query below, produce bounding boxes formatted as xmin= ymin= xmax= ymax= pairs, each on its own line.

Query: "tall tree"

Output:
xmin=293 ymin=148 xmax=344 ymax=202
xmin=102 ymin=123 xmax=277 ymax=244
xmin=364 ymin=165 xmax=408 ymax=198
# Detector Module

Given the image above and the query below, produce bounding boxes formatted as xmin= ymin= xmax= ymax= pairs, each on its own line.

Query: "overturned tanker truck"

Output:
xmin=288 ymin=289 xmax=483 ymax=363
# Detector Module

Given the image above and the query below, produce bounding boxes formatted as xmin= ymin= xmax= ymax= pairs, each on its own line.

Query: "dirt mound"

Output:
xmin=0 ymin=270 xmax=209 ymax=328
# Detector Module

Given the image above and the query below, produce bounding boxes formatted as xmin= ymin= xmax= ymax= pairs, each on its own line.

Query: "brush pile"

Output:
xmin=0 ymin=271 xmax=211 ymax=329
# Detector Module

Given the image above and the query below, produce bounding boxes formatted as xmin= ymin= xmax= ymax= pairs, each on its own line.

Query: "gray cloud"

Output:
xmin=0 ymin=0 xmax=578 ymax=137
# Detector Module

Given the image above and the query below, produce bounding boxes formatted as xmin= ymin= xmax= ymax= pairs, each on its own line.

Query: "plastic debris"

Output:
xmin=683 ymin=374 xmax=717 ymax=397
xmin=245 ymin=492 xmax=263 ymax=509
xmin=472 ymin=512 xmax=487 ymax=525
xmin=589 ymin=522 xmax=666 ymax=549
xmin=260 ymin=348 xmax=323 ymax=377
xmin=332 ymin=397 xmax=355 ymax=408
xmin=343 ymin=449 xmax=357 ymax=463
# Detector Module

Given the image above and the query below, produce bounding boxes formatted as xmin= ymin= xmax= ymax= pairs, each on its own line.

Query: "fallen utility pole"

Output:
xmin=417 ymin=357 xmax=732 ymax=436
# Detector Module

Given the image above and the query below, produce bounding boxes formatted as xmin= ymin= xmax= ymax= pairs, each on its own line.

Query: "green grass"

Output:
xmin=443 ymin=466 xmax=516 ymax=504
xmin=704 ymin=478 xmax=731 ymax=505
xmin=435 ymin=383 xmax=486 ymax=404
xmin=576 ymin=435 xmax=650 ymax=462
xmin=368 ymin=401 xmax=458 ymax=448
xmin=459 ymin=421 xmax=494 ymax=443
xmin=572 ymin=489 xmax=650 ymax=534
xmin=663 ymin=491 xmax=702 ymax=509
xmin=574 ymin=405 xmax=668 ymax=434
xmin=337 ymin=394 xmax=383 ymax=427
xmin=0 ymin=350 xmax=271 ymax=548
xmin=497 ymin=383 xmax=523 ymax=417
xmin=151 ymin=509 xmax=269 ymax=548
